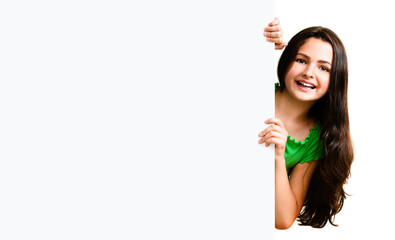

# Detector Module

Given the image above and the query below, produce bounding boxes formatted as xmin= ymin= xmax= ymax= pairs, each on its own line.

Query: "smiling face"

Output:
xmin=284 ymin=37 xmax=333 ymax=102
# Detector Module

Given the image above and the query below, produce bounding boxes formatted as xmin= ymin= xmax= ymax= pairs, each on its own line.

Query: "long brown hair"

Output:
xmin=277 ymin=27 xmax=354 ymax=228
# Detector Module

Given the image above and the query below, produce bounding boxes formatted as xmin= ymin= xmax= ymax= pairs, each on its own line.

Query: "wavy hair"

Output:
xmin=277 ymin=27 xmax=354 ymax=228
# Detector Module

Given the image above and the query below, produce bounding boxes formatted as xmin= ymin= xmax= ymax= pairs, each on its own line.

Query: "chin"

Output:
xmin=290 ymin=90 xmax=319 ymax=102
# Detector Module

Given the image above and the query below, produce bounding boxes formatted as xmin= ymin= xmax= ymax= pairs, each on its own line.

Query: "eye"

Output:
xmin=320 ymin=66 xmax=330 ymax=72
xmin=295 ymin=59 xmax=306 ymax=64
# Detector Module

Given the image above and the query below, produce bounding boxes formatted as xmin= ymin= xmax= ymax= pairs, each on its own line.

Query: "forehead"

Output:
xmin=298 ymin=38 xmax=333 ymax=63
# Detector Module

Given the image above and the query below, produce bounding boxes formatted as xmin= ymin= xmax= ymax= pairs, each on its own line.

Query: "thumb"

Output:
xmin=269 ymin=17 xmax=280 ymax=27
xmin=275 ymin=42 xmax=288 ymax=50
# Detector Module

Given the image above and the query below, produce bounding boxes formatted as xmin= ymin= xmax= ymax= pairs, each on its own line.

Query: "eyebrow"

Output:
xmin=296 ymin=53 xmax=332 ymax=66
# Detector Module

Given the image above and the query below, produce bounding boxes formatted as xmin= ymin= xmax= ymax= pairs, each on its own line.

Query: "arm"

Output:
xmin=275 ymin=157 xmax=317 ymax=229
xmin=259 ymin=118 xmax=318 ymax=229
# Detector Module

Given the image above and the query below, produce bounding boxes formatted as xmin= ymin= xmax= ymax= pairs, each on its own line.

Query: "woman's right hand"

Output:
xmin=264 ymin=17 xmax=287 ymax=50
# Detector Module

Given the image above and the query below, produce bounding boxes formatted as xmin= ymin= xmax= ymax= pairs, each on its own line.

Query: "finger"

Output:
xmin=265 ymin=118 xmax=285 ymax=128
xmin=258 ymin=124 xmax=276 ymax=137
xmin=266 ymin=124 xmax=284 ymax=135
xmin=271 ymin=124 xmax=285 ymax=134
xmin=258 ymin=130 xmax=273 ymax=143
xmin=265 ymin=118 xmax=284 ymax=127
xmin=259 ymin=130 xmax=283 ymax=144
xmin=268 ymin=17 xmax=280 ymax=27
xmin=266 ymin=37 xmax=275 ymax=43
xmin=264 ymin=25 xmax=281 ymax=32
xmin=264 ymin=31 xmax=281 ymax=38
xmin=260 ymin=129 xmax=287 ymax=145
xmin=266 ymin=37 xmax=284 ymax=43
xmin=259 ymin=122 xmax=285 ymax=138
xmin=265 ymin=137 xmax=285 ymax=148
xmin=267 ymin=36 xmax=283 ymax=43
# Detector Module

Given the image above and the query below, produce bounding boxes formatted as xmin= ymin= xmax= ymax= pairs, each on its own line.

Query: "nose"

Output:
xmin=302 ymin=65 xmax=314 ymax=79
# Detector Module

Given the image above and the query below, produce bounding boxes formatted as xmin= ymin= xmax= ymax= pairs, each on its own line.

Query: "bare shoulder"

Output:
xmin=289 ymin=161 xmax=319 ymax=211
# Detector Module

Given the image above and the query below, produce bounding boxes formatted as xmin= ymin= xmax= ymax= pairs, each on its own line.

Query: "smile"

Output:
xmin=296 ymin=81 xmax=316 ymax=89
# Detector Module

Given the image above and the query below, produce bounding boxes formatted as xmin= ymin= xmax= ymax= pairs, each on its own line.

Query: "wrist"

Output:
xmin=275 ymin=152 xmax=286 ymax=165
xmin=274 ymin=147 xmax=285 ymax=159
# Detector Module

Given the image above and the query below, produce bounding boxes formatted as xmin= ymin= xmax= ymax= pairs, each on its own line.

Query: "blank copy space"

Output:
xmin=0 ymin=1 xmax=275 ymax=239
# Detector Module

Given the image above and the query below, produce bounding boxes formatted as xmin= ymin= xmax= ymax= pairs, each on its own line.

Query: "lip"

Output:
xmin=296 ymin=80 xmax=316 ymax=88
xmin=295 ymin=80 xmax=316 ymax=92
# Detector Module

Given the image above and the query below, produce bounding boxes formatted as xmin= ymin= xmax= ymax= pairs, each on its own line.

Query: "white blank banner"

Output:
xmin=0 ymin=1 xmax=275 ymax=239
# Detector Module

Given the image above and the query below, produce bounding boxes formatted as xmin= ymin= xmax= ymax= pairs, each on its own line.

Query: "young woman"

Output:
xmin=259 ymin=18 xmax=354 ymax=229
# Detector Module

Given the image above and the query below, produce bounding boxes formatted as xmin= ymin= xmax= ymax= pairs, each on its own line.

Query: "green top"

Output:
xmin=275 ymin=83 xmax=324 ymax=170
xmin=285 ymin=123 xmax=324 ymax=170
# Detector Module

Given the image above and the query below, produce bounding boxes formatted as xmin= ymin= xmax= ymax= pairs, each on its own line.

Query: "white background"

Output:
xmin=276 ymin=0 xmax=395 ymax=239
xmin=0 ymin=0 xmax=276 ymax=239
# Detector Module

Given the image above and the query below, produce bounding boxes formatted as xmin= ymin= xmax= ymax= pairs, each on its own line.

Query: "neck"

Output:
xmin=275 ymin=89 xmax=315 ymax=126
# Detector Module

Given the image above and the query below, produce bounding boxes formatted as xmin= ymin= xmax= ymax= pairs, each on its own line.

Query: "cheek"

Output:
xmin=284 ymin=65 xmax=298 ymax=83
xmin=319 ymin=76 xmax=330 ymax=94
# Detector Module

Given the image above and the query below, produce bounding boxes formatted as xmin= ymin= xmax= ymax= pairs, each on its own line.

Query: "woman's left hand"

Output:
xmin=258 ymin=118 xmax=288 ymax=157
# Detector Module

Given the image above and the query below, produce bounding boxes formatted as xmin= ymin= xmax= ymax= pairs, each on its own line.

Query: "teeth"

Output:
xmin=299 ymin=81 xmax=314 ymax=88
